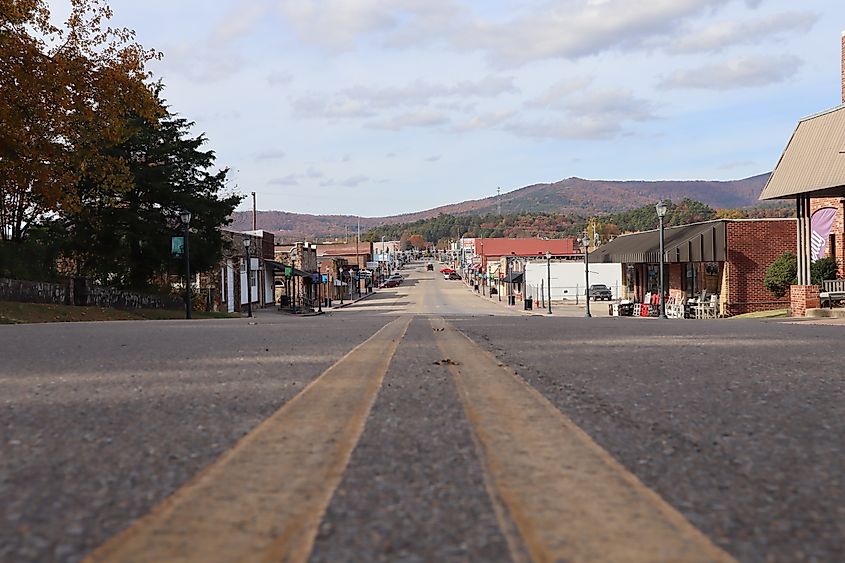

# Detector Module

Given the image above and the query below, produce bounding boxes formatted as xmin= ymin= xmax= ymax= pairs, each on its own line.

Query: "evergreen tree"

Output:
xmin=63 ymin=95 xmax=242 ymax=290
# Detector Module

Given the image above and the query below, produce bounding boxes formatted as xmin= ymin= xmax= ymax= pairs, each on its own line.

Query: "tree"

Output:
xmin=61 ymin=95 xmax=242 ymax=290
xmin=0 ymin=0 xmax=160 ymax=242
xmin=408 ymin=234 xmax=426 ymax=250
xmin=764 ymin=252 xmax=796 ymax=298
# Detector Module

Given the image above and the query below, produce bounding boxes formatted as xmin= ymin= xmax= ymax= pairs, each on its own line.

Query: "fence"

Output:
xmin=0 ymin=278 xmax=183 ymax=309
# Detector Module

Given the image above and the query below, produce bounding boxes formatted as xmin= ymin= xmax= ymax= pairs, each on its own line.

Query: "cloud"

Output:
xmin=452 ymin=110 xmax=515 ymax=132
xmin=268 ymin=166 xmax=324 ymax=187
xmin=670 ymin=11 xmax=819 ymax=53
xmin=269 ymin=175 xmax=299 ymax=186
xmin=659 ymin=54 xmax=803 ymax=89
xmin=267 ymin=70 xmax=293 ymax=86
xmin=505 ymin=88 xmax=656 ymax=140
xmin=368 ymin=110 xmax=451 ymax=130
xmin=319 ymin=175 xmax=371 ymax=187
xmin=292 ymin=75 xmax=517 ymax=121
xmin=256 ymin=150 xmax=286 ymax=161
xmin=425 ymin=154 xmax=442 ymax=162
xmin=505 ymin=116 xmax=626 ymax=141
xmin=452 ymin=0 xmax=739 ymax=66
xmin=277 ymin=0 xmax=400 ymax=51
xmin=212 ymin=1 xmax=271 ymax=44
xmin=525 ymin=77 xmax=595 ymax=109
xmin=291 ymin=96 xmax=375 ymax=119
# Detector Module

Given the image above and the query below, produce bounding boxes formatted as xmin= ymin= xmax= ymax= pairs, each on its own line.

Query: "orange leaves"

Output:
xmin=1 ymin=0 xmax=160 ymax=241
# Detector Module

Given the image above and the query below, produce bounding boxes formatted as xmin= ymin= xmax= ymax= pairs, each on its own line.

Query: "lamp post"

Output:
xmin=581 ymin=232 xmax=591 ymax=318
xmin=180 ymin=210 xmax=192 ymax=319
xmin=545 ymin=251 xmax=552 ymax=315
xmin=655 ymin=201 xmax=668 ymax=319
xmin=243 ymin=237 xmax=253 ymax=318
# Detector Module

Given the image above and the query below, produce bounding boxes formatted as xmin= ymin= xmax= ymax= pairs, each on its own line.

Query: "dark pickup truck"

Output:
xmin=588 ymin=284 xmax=613 ymax=301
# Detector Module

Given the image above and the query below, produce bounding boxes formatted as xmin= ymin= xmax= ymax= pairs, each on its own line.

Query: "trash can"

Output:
xmin=524 ymin=297 xmax=533 ymax=310
xmin=508 ymin=295 xmax=516 ymax=306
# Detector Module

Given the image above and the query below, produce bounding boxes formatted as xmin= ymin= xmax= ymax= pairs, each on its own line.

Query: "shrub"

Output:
xmin=811 ymin=256 xmax=838 ymax=285
xmin=764 ymin=252 xmax=797 ymax=298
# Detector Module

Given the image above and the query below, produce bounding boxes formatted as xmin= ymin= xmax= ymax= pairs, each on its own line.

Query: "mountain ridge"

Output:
xmin=229 ymin=173 xmax=774 ymax=241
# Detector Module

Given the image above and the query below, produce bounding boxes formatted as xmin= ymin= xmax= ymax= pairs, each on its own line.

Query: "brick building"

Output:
xmin=759 ymin=30 xmax=845 ymax=315
xmin=591 ymin=219 xmax=796 ymax=316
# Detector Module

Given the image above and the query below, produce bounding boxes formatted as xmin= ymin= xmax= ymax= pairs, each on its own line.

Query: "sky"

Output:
xmin=68 ymin=1 xmax=844 ymax=216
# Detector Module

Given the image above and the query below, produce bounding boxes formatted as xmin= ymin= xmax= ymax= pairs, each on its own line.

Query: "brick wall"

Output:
xmin=790 ymin=285 xmax=820 ymax=317
xmin=726 ymin=220 xmax=796 ymax=315
xmin=667 ymin=264 xmax=684 ymax=301
xmin=841 ymin=31 xmax=845 ymax=104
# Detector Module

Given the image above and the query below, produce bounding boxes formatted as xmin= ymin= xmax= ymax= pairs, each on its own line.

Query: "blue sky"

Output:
xmin=79 ymin=1 xmax=844 ymax=216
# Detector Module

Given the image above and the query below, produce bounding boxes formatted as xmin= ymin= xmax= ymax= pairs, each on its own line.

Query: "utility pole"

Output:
xmin=497 ymin=186 xmax=502 ymax=216
xmin=252 ymin=192 xmax=257 ymax=231
xmin=356 ymin=217 xmax=360 ymax=296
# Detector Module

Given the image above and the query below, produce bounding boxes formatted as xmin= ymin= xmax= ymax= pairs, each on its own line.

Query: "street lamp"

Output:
xmin=655 ymin=201 xmax=668 ymax=319
xmin=581 ymin=232 xmax=591 ymax=318
xmin=545 ymin=251 xmax=552 ymax=315
xmin=180 ymin=210 xmax=192 ymax=320
xmin=243 ymin=237 xmax=253 ymax=318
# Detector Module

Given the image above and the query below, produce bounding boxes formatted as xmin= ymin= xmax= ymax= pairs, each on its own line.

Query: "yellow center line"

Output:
xmin=86 ymin=316 xmax=412 ymax=563
xmin=430 ymin=318 xmax=736 ymax=563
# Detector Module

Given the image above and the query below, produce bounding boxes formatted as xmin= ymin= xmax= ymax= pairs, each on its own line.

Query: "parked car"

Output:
xmin=440 ymin=267 xmax=454 ymax=274
xmin=448 ymin=272 xmax=462 ymax=280
xmin=588 ymin=284 xmax=613 ymax=300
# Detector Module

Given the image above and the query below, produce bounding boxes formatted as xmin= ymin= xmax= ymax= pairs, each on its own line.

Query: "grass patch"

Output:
xmin=0 ymin=301 xmax=240 ymax=324
xmin=730 ymin=308 xmax=789 ymax=319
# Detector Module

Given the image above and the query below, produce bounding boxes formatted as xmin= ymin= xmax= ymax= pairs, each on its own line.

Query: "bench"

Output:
xmin=820 ymin=279 xmax=845 ymax=308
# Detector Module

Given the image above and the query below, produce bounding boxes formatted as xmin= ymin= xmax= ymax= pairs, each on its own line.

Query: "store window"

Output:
xmin=684 ymin=263 xmax=698 ymax=297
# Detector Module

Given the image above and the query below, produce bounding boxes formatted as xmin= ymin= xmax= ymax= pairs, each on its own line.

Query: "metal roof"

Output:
xmin=759 ymin=104 xmax=845 ymax=200
xmin=590 ymin=221 xmax=726 ymax=264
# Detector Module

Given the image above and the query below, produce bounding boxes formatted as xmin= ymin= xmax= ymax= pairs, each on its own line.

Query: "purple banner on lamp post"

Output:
xmin=810 ymin=207 xmax=837 ymax=261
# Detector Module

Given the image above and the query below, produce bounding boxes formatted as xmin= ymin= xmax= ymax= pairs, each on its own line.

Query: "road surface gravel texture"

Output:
xmin=453 ymin=316 xmax=844 ymax=562
xmin=0 ymin=316 xmax=390 ymax=562
xmin=1 ymin=262 xmax=843 ymax=562
xmin=310 ymin=317 xmax=512 ymax=562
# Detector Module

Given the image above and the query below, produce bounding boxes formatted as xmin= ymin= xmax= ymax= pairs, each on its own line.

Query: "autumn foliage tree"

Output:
xmin=0 ymin=0 xmax=161 ymax=242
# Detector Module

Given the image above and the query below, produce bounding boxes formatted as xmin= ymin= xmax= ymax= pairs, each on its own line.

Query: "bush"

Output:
xmin=811 ymin=256 xmax=838 ymax=285
xmin=764 ymin=252 xmax=797 ymax=298
xmin=764 ymin=253 xmax=839 ymax=298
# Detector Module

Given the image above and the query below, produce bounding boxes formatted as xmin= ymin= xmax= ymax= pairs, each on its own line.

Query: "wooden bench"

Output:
xmin=820 ymin=279 xmax=845 ymax=308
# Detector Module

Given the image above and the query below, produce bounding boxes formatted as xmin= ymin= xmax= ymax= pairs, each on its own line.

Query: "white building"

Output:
xmin=524 ymin=260 xmax=623 ymax=302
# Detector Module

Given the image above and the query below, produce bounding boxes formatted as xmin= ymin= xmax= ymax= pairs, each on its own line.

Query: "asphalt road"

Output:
xmin=1 ymin=261 xmax=842 ymax=562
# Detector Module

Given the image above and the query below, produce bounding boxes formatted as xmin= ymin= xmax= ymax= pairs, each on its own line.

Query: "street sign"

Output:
xmin=284 ymin=266 xmax=292 ymax=278
xmin=171 ymin=236 xmax=184 ymax=258
xmin=322 ymin=274 xmax=329 ymax=284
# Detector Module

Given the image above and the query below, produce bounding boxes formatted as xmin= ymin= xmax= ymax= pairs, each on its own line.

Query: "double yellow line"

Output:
xmin=87 ymin=316 xmax=735 ymax=563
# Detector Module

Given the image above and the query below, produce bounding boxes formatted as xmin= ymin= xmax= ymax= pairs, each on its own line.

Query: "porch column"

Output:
xmin=796 ymin=196 xmax=812 ymax=285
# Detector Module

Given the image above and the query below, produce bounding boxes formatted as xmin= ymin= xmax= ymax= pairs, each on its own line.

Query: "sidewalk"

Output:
xmin=462 ymin=281 xmax=610 ymax=317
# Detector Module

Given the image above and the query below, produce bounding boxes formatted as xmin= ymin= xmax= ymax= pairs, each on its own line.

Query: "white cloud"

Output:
xmin=212 ymin=1 xmax=271 ymax=44
xmin=670 ymin=11 xmax=819 ymax=53
xmin=256 ymin=150 xmax=286 ymax=161
xmin=368 ymin=110 xmax=451 ymax=130
xmin=659 ymin=54 xmax=803 ymax=89
xmin=452 ymin=0 xmax=738 ymax=66
xmin=452 ymin=110 xmax=515 ymax=132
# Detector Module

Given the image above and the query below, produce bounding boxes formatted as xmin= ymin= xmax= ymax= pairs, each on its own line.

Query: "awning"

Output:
xmin=759 ymin=104 xmax=845 ymax=200
xmin=266 ymin=261 xmax=312 ymax=277
xmin=503 ymin=272 xmax=524 ymax=283
xmin=590 ymin=221 xmax=727 ymax=264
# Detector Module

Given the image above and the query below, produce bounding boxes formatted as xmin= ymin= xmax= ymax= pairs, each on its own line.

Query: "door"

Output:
xmin=226 ymin=260 xmax=235 ymax=313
